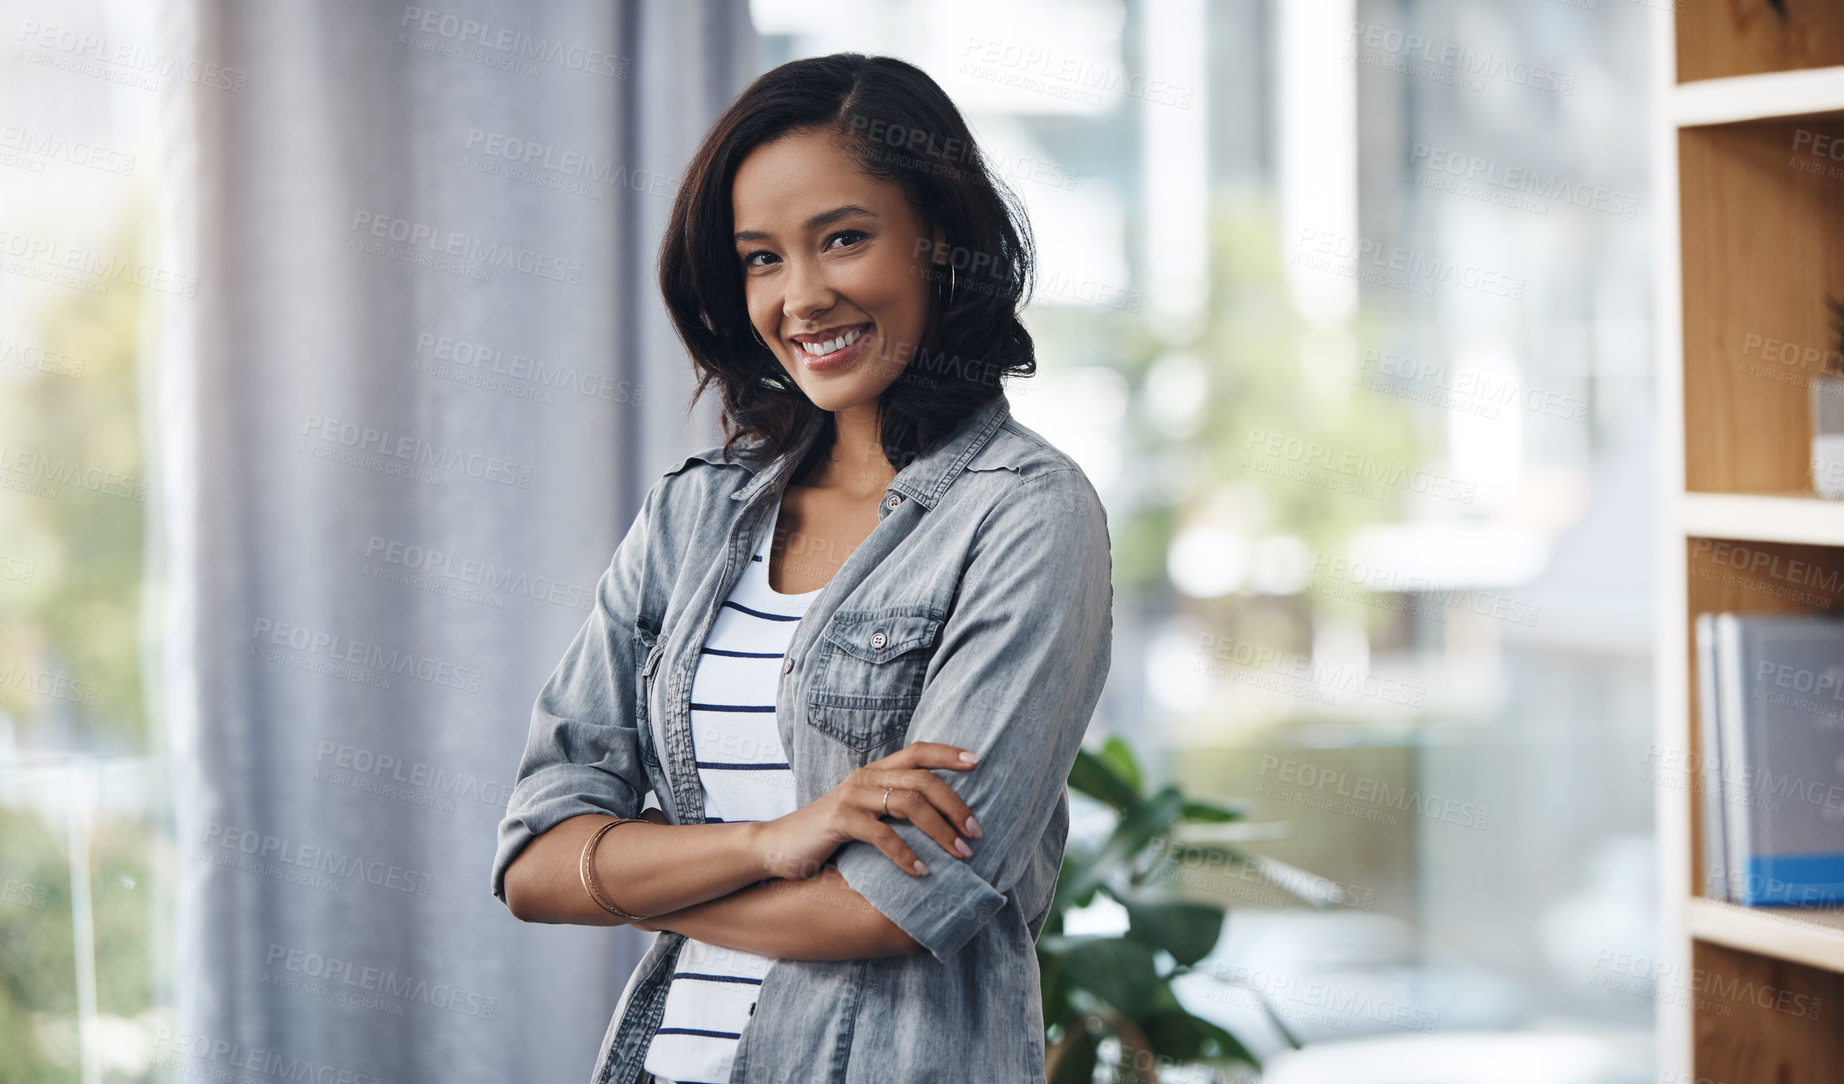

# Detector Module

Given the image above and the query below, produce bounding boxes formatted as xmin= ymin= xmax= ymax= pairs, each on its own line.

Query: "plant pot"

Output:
xmin=1812 ymin=374 xmax=1844 ymax=499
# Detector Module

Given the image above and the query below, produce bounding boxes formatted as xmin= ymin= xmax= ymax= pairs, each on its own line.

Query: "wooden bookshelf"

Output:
xmin=1686 ymin=898 xmax=1844 ymax=974
xmin=1658 ymin=5 xmax=1844 ymax=1080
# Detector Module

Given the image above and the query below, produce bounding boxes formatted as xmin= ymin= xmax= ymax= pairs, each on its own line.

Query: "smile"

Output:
xmin=796 ymin=324 xmax=868 ymax=358
xmin=792 ymin=323 xmax=873 ymax=371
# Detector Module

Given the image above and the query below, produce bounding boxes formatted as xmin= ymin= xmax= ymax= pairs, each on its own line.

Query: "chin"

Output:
xmin=797 ymin=383 xmax=881 ymax=414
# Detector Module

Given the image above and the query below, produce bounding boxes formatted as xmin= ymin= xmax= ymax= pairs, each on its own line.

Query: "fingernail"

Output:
xmin=954 ymin=838 xmax=972 ymax=858
xmin=959 ymin=750 xmax=979 ymax=764
xmin=965 ymin=815 xmax=982 ymax=838
xmin=913 ymin=859 xmax=930 ymax=875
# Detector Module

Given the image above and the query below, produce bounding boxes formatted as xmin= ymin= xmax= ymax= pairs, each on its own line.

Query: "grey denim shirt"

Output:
xmin=491 ymin=392 xmax=1114 ymax=1083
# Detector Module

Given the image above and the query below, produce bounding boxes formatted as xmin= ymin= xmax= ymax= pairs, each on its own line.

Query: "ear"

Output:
xmin=931 ymin=224 xmax=948 ymax=265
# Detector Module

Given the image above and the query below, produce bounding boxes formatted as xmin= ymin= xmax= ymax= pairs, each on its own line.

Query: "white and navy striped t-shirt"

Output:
xmin=642 ymin=499 xmax=819 ymax=1084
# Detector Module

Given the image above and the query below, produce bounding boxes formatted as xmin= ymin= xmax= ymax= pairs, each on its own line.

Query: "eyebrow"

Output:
xmin=734 ymin=205 xmax=880 ymax=244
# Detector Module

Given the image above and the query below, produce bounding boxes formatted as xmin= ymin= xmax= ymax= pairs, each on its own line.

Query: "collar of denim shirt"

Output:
xmin=724 ymin=392 xmax=1014 ymax=512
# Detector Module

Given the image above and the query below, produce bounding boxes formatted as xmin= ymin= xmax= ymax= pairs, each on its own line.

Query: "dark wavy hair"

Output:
xmin=659 ymin=52 xmax=1037 ymax=472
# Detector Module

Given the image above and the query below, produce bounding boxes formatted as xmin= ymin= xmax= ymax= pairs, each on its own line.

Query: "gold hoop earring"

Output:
xmin=750 ymin=324 xmax=770 ymax=350
xmin=935 ymin=262 xmax=956 ymax=309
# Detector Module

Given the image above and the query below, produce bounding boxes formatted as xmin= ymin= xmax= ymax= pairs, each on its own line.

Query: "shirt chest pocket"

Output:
xmin=805 ymin=607 xmax=944 ymax=753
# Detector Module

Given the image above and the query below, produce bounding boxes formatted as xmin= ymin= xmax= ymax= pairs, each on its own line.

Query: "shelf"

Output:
xmin=1687 ymin=897 xmax=1844 ymax=975
xmin=1680 ymin=492 xmax=1844 ymax=546
xmin=1677 ymin=2 xmax=1844 ymax=85
xmin=1664 ymin=6 xmax=1844 ymax=1080
xmin=1679 ymin=118 xmax=1844 ymax=494
xmin=1673 ymin=67 xmax=1844 ymax=127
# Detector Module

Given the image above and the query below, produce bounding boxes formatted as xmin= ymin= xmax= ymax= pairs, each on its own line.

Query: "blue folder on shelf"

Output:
xmin=1714 ymin=613 xmax=1844 ymax=907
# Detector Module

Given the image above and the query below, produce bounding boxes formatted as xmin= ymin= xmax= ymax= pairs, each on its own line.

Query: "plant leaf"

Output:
xmin=1099 ymin=734 xmax=1142 ymax=791
xmin=1179 ymin=798 xmax=1246 ymax=822
xmin=1057 ymin=785 xmax=1187 ymax=906
xmin=1069 ymin=747 xmax=1140 ymax=811
xmin=1061 ymin=937 xmax=1162 ymax=1018
xmin=1122 ymin=897 xmax=1224 ymax=966
xmin=1137 ymin=1004 xmax=1261 ymax=1068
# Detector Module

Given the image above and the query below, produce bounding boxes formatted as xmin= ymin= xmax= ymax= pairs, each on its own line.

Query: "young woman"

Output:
xmin=491 ymin=53 xmax=1114 ymax=1084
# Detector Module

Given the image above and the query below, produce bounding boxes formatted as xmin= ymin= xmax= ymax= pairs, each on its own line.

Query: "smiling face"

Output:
xmin=731 ymin=127 xmax=945 ymax=414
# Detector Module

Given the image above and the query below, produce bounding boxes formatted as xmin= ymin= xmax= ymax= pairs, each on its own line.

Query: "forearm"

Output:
xmin=503 ymin=810 xmax=768 ymax=925
xmin=637 ymin=866 xmax=925 ymax=961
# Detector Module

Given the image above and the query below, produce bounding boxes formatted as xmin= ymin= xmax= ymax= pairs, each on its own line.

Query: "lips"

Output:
xmin=791 ymin=322 xmax=872 ymax=354
xmin=792 ymin=322 xmax=873 ymax=372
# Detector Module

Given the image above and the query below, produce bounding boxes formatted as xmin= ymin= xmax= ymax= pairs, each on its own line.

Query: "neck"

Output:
xmin=802 ymin=400 xmax=896 ymax=496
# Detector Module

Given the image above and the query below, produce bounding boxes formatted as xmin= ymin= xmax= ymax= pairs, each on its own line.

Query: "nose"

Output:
xmin=780 ymin=253 xmax=836 ymax=331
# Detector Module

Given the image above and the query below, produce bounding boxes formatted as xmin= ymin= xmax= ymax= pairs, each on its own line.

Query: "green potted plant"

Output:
xmin=1814 ymin=298 xmax=1844 ymax=499
xmin=1041 ymin=736 xmax=1341 ymax=1083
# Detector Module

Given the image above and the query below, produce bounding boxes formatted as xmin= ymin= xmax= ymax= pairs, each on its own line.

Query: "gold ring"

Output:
xmin=882 ymin=786 xmax=894 ymax=817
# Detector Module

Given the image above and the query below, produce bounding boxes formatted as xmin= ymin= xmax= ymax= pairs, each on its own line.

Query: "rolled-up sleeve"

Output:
xmin=489 ymin=476 xmax=662 ymax=908
xmin=832 ymin=468 xmax=1114 ymax=962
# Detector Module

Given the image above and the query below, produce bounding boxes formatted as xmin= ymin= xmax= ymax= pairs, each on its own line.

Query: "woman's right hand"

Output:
xmin=752 ymin=741 xmax=984 ymax=880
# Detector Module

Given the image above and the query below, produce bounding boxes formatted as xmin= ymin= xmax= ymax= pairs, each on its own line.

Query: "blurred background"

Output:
xmin=0 ymin=0 xmax=1663 ymax=1081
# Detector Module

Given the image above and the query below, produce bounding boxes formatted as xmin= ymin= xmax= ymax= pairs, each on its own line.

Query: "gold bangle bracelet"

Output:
xmin=580 ymin=816 xmax=652 ymax=921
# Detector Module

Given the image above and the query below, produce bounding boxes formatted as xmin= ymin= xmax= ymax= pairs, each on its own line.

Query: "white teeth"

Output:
xmin=798 ymin=326 xmax=866 ymax=358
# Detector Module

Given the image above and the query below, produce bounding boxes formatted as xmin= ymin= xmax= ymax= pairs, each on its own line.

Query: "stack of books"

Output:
xmin=1695 ymin=613 xmax=1844 ymax=906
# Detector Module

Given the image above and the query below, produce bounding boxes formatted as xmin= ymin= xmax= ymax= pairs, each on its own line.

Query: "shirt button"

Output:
xmin=870 ymin=631 xmax=886 ymax=650
xmin=782 ymin=656 xmax=794 ymax=673
xmin=885 ymin=494 xmax=901 ymax=509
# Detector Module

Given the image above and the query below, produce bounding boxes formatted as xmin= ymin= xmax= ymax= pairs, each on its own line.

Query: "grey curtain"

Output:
xmin=151 ymin=2 xmax=755 ymax=1080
